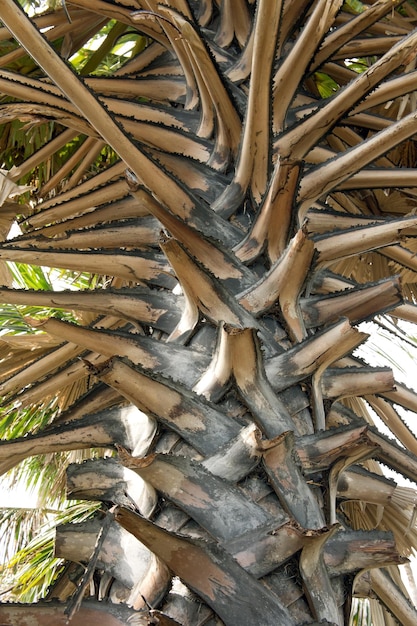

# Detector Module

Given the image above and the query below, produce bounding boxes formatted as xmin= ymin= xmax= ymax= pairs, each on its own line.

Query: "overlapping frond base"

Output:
xmin=1 ymin=1 xmax=417 ymax=625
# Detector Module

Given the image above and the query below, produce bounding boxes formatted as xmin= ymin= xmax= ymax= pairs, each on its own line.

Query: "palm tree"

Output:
xmin=2 ymin=0 xmax=417 ymax=623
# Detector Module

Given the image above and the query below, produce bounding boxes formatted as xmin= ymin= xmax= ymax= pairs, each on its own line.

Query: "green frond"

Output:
xmin=350 ymin=599 xmax=372 ymax=626
xmin=0 ymin=263 xmax=101 ymax=333
xmin=0 ymin=506 xmax=42 ymax=563
xmin=343 ymin=0 xmax=367 ymax=15
xmin=314 ymin=72 xmax=340 ymax=98
xmin=0 ymin=402 xmax=57 ymax=440
xmin=0 ymin=500 xmax=100 ymax=602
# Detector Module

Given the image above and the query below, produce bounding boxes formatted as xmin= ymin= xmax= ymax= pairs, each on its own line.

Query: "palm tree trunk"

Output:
xmin=2 ymin=1 xmax=417 ymax=625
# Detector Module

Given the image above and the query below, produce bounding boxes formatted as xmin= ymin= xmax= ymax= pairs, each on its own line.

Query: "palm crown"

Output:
xmin=1 ymin=1 xmax=417 ymax=625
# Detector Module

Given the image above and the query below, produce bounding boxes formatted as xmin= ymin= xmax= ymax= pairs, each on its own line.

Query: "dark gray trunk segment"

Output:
xmin=117 ymin=451 xmax=274 ymax=543
xmin=0 ymin=404 xmax=155 ymax=475
xmin=29 ymin=317 xmax=210 ymax=386
xmin=66 ymin=458 xmax=157 ymax=517
xmin=0 ymin=285 xmax=184 ymax=332
xmin=0 ymin=245 xmax=176 ymax=288
xmin=0 ymin=599 xmax=166 ymax=626
xmin=259 ymin=431 xmax=326 ymax=529
xmin=116 ymin=506 xmax=294 ymax=626
xmin=300 ymin=276 xmax=402 ymax=328
xmin=86 ymin=356 xmax=242 ymax=456
xmin=226 ymin=523 xmax=404 ymax=579
xmin=55 ymin=516 xmax=170 ymax=606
